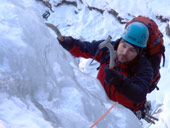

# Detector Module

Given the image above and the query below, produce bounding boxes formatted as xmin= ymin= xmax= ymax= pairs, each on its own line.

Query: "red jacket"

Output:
xmin=97 ymin=58 xmax=142 ymax=111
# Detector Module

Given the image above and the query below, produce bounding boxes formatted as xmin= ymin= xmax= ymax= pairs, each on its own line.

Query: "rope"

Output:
xmin=89 ymin=101 xmax=118 ymax=128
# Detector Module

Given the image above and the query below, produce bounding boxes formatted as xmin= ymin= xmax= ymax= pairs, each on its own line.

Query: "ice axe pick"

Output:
xmin=90 ymin=35 xmax=116 ymax=69
xmin=45 ymin=23 xmax=64 ymax=41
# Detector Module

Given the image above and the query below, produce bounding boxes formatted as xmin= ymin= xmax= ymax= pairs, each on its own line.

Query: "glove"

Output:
xmin=57 ymin=36 xmax=74 ymax=50
xmin=104 ymin=66 xmax=124 ymax=87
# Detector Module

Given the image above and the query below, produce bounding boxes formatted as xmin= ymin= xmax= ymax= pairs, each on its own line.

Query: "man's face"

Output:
xmin=117 ymin=39 xmax=138 ymax=64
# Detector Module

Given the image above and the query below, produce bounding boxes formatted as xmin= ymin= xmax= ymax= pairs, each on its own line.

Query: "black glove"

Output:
xmin=57 ymin=36 xmax=74 ymax=50
xmin=104 ymin=66 xmax=125 ymax=87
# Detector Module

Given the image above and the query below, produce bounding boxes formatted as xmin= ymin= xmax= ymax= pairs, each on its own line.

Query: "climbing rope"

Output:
xmin=89 ymin=101 xmax=118 ymax=128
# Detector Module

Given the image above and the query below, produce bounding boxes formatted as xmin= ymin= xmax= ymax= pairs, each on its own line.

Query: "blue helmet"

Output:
xmin=121 ymin=22 xmax=149 ymax=48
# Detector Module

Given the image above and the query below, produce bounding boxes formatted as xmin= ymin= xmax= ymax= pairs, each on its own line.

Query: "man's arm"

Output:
xmin=58 ymin=36 xmax=107 ymax=62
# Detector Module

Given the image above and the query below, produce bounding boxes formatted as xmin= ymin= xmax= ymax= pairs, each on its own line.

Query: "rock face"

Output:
xmin=166 ymin=22 xmax=170 ymax=37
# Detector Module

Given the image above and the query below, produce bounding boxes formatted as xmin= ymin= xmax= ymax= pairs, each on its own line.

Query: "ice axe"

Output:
xmin=90 ymin=35 xmax=116 ymax=69
xmin=144 ymin=113 xmax=159 ymax=124
xmin=45 ymin=22 xmax=64 ymax=41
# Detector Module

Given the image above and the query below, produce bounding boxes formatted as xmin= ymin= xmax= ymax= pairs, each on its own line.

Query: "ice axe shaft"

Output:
xmin=45 ymin=23 xmax=64 ymax=41
xmin=90 ymin=35 xmax=116 ymax=69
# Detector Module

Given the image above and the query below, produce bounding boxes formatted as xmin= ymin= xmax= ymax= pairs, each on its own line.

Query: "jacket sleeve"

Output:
xmin=114 ymin=56 xmax=153 ymax=103
xmin=58 ymin=36 xmax=107 ymax=62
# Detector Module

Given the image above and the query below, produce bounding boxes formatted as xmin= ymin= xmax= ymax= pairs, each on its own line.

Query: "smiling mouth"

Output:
xmin=118 ymin=55 xmax=128 ymax=63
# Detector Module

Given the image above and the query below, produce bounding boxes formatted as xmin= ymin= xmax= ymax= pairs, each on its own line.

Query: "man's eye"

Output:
xmin=130 ymin=49 xmax=136 ymax=53
xmin=122 ymin=44 xmax=126 ymax=48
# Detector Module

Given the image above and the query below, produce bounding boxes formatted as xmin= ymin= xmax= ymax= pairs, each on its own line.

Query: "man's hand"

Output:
xmin=104 ymin=66 xmax=123 ymax=86
xmin=57 ymin=36 xmax=74 ymax=50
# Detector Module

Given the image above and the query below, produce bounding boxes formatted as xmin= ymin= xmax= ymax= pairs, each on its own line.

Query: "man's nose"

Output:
xmin=122 ymin=48 xmax=129 ymax=55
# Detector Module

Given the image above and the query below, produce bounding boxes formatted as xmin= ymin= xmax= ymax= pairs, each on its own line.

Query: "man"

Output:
xmin=58 ymin=22 xmax=153 ymax=113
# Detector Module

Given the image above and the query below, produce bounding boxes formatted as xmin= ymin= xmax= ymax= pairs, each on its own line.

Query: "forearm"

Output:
xmin=58 ymin=36 xmax=105 ymax=61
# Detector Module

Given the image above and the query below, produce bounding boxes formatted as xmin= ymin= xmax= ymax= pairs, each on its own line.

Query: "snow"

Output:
xmin=0 ymin=0 xmax=170 ymax=128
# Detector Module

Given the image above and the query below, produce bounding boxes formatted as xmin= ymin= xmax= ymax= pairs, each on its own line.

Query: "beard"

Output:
xmin=117 ymin=54 xmax=129 ymax=64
